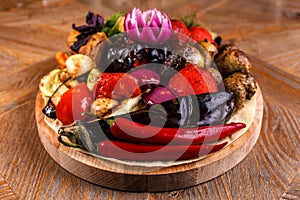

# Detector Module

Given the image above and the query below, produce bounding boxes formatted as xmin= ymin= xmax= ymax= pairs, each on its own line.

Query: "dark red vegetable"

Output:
xmin=110 ymin=118 xmax=246 ymax=145
xmin=98 ymin=140 xmax=227 ymax=161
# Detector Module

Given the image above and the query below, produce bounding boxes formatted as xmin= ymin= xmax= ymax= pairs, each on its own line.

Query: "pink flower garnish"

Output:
xmin=124 ymin=8 xmax=172 ymax=44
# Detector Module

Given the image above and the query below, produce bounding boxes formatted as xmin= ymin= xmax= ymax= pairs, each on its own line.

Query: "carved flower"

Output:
xmin=124 ymin=8 xmax=172 ymax=44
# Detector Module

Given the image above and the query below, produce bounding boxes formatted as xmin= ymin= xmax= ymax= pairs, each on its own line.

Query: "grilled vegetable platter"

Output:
xmin=35 ymin=8 xmax=263 ymax=187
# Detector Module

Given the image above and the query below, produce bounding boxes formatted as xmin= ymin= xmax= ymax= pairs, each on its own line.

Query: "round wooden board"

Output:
xmin=35 ymin=87 xmax=263 ymax=192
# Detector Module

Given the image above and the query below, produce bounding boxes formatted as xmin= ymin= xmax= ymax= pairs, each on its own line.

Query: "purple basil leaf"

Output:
xmin=72 ymin=23 xmax=94 ymax=32
xmin=70 ymin=35 xmax=91 ymax=52
xmin=71 ymin=12 xmax=105 ymax=52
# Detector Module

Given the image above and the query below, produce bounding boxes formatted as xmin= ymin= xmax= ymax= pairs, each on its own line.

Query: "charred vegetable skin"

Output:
xmin=94 ymin=35 xmax=186 ymax=81
xmin=58 ymin=119 xmax=112 ymax=154
xmin=130 ymin=91 xmax=235 ymax=128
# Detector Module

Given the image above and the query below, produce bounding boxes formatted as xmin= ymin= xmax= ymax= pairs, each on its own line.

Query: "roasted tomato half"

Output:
xmin=171 ymin=19 xmax=190 ymax=36
xmin=170 ymin=19 xmax=191 ymax=45
xmin=94 ymin=73 xmax=141 ymax=100
xmin=56 ymin=83 xmax=93 ymax=125
xmin=189 ymin=26 xmax=214 ymax=44
xmin=168 ymin=63 xmax=218 ymax=96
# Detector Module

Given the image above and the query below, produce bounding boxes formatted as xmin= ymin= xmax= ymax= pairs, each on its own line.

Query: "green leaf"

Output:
xmin=101 ymin=12 xmax=123 ymax=37
xmin=181 ymin=13 xmax=200 ymax=28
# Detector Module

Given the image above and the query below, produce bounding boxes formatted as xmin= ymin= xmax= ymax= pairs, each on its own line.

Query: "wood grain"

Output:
xmin=0 ymin=174 xmax=17 ymax=199
xmin=282 ymin=173 xmax=300 ymax=200
xmin=0 ymin=0 xmax=299 ymax=199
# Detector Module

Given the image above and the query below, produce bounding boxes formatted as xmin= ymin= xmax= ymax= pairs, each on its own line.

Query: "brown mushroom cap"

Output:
xmin=215 ymin=49 xmax=252 ymax=78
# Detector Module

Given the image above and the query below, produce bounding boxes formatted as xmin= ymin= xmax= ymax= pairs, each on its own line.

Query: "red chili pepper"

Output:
xmin=98 ymin=140 xmax=227 ymax=161
xmin=110 ymin=118 xmax=246 ymax=145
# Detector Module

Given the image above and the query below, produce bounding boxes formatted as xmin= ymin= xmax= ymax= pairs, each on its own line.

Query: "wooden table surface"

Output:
xmin=0 ymin=0 xmax=299 ymax=199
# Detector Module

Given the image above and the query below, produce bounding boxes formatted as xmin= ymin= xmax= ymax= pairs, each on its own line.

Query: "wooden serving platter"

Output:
xmin=35 ymin=85 xmax=263 ymax=192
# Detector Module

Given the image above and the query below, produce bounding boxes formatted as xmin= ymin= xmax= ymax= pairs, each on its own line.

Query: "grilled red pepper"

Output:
xmin=110 ymin=118 xmax=246 ymax=145
xmin=98 ymin=140 xmax=227 ymax=161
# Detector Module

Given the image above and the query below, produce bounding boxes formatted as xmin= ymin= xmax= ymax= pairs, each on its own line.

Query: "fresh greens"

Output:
xmin=101 ymin=12 xmax=123 ymax=37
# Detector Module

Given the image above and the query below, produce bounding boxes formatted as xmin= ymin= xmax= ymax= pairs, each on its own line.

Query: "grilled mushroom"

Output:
xmin=223 ymin=75 xmax=246 ymax=111
xmin=217 ymin=44 xmax=238 ymax=55
xmin=230 ymin=72 xmax=257 ymax=99
xmin=215 ymin=48 xmax=252 ymax=78
xmin=223 ymin=72 xmax=257 ymax=111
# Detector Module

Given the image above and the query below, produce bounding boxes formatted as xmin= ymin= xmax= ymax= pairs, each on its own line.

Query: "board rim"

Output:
xmin=35 ymin=82 xmax=263 ymax=191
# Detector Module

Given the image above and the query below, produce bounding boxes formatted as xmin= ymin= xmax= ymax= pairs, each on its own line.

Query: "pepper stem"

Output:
xmin=81 ymin=112 xmax=115 ymax=127
xmin=57 ymin=122 xmax=86 ymax=149
xmin=58 ymin=135 xmax=80 ymax=148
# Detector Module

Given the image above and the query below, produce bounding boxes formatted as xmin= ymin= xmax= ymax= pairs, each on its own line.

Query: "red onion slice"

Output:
xmin=143 ymin=86 xmax=177 ymax=105
xmin=130 ymin=69 xmax=160 ymax=86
